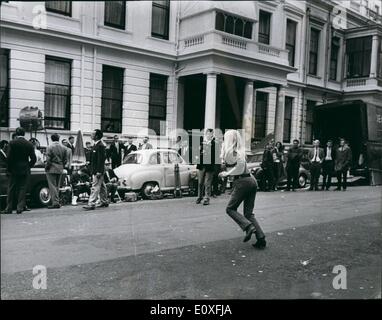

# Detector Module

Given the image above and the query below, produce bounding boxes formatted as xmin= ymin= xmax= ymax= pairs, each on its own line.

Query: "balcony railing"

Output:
xmin=366 ymin=8 xmax=382 ymax=23
xmin=180 ymin=30 xmax=289 ymax=66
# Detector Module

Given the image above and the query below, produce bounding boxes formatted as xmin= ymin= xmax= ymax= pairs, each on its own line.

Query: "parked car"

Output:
xmin=114 ymin=149 xmax=198 ymax=199
xmin=0 ymin=165 xmax=51 ymax=208
xmin=246 ymin=149 xmax=311 ymax=190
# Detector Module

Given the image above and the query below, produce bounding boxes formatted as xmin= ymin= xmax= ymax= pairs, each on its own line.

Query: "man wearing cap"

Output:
xmin=139 ymin=136 xmax=153 ymax=150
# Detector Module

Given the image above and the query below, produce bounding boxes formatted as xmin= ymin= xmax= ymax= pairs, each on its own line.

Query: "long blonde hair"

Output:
xmin=221 ymin=130 xmax=246 ymax=164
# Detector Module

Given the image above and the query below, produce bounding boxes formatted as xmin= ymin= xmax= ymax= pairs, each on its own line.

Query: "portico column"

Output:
xmin=204 ymin=73 xmax=217 ymax=129
xmin=370 ymin=35 xmax=380 ymax=78
xmin=242 ymin=80 xmax=254 ymax=152
xmin=274 ymin=85 xmax=286 ymax=143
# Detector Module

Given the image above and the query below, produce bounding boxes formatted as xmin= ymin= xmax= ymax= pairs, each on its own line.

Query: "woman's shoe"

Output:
xmin=252 ymin=237 xmax=266 ymax=249
xmin=243 ymin=225 xmax=256 ymax=242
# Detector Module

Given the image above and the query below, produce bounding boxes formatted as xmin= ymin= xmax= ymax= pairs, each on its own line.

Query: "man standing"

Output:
xmin=45 ymin=133 xmax=68 ymax=209
xmin=83 ymin=129 xmax=109 ymax=210
xmin=108 ymin=135 xmax=125 ymax=169
xmin=85 ymin=141 xmax=93 ymax=165
xmin=104 ymin=160 xmax=119 ymax=203
xmin=196 ymin=129 xmax=216 ymax=205
xmin=2 ymin=127 xmax=36 ymax=214
xmin=124 ymin=137 xmax=137 ymax=161
xmin=139 ymin=136 xmax=153 ymax=150
xmin=335 ymin=138 xmax=352 ymax=191
xmin=308 ymin=140 xmax=324 ymax=191
xmin=322 ymin=140 xmax=335 ymax=190
xmin=261 ymin=143 xmax=275 ymax=191
xmin=67 ymin=136 xmax=75 ymax=154
xmin=286 ymin=139 xmax=302 ymax=191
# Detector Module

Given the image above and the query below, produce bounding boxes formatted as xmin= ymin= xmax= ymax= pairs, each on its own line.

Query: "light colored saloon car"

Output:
xmin=114 ymin=149 xmax=197 ymax=199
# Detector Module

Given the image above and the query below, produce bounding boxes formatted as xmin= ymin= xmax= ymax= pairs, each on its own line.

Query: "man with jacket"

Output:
xmin=196 ymin=129 xmax=216 ymax=205
xmin=123 ymin=137 xmax=137 ymax=162
xmin=138 ymin=136 xmax=153 ymax=150
xmin=335 ymin=138 xmax=352 ymax=191
xmin=2 ymin=127 xmax=36 ymax=214
xmin=108 ymin=135 xmax=125 ymax=169
xmin=45 ymin=133 xmax=68 ymax=209
xmin=308 ymin=140 xmax=325 ymax=191
xmin=322 ymin=140 xmax=335 ymax=190
xmin=83 ymin=129 xmax=109 ymax=210
xmin=286 ymin=139 xmax=302 ymax=191
xmin=104 ymin=160 xmax=119 ymax=203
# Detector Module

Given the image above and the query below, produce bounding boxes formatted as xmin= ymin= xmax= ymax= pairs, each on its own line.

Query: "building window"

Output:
xmin=305 ymin=100 xmax=316 ymax=144
xmin=215 ymin=11 xmax=253 ymax=39
xmin=0 ymin=49 xmax=9 ymax=128
xmin=101 ymin=65 xmax=124 ymax=133
xmin=149 ymin=74 xmax=168 ymax=135
xmin=283 ymin=96 xmax=293 ymax=143
xmin=44 ymin=57 xmax=71 ymax=130
xmin=254 ymin=91 xmax=268 ymax=141
xmin=346 ymin=36 xmax=372 ymax=78
xmin=309 ymin=28 xmax=320 ymax=75
xmin=286 ymin=19 xmax=297 ymax=66
xmin=45 ymin=1 xmax=72 ymax=16
xmin=152 ymin=0 xmax=170 ymax=40
xmin=258 ymin=10 xmax=271 ymax=44
xmin=330 ymin=37 xmax=340 ymax=81
xmin=104 ymin=1 xmax=126 ymax=30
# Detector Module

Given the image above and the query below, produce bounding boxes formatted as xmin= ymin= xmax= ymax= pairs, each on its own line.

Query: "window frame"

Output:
xmin=286 ymin=19 xmax=297 ymax=67
xmin=0 ymin=49 xmax=9 ymax=128
xmin=309 ymin=28 xmax=320 ymax=76
xmin=44 ymin=56 xmax=72 ymax=130
xmin=305 ymin=100 xmax=316 ymax=145
xmin=45 ymin=1 xmax=72 ymax=17
xmin=258 ymin=10 xmax=272 ymax=45
xmin=346 ymin=36 xmax=372 ymax=79
xmin=254 ymin=91 xmax=268 ymax=141
xmin=151 ymin=0 xmax=170 ymax=40
xmin=149 ymin=73 xmax=168 ymax=136
xmin=329 ymin=37 xmax=340 ymax=81
xmin=283 ymin=96 xmax=293 ymax=143
xmin=104 ymin=1 xmax=126 ymax=30
xmin=215 ymin=11 xmax=253 ymax=40
xmin=101 ymin=65 xmax=124 ymax=134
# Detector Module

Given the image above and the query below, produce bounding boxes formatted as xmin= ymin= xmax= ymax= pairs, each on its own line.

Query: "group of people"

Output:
xmin=261 ymin=138 xmax=352 ymax=192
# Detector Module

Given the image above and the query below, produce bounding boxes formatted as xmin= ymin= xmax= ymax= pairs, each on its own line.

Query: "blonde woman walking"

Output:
xmin=219 ymin=130 xmax=266 ymax=249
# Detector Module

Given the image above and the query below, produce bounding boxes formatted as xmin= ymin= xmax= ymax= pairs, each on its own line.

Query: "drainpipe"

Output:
xmin=172 ymin=1 xmax=181 ymax=140
xmin=324 ymin=10 xmax=331 ymax=89
xmin=92 ymin=47 xmax=97 ymax=130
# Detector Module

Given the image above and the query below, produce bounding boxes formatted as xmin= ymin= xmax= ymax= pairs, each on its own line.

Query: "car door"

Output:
xmin=161 ymin=151 xmax=175 ymax=187
xmin=171 ymin=152 xmax=192 ymax=187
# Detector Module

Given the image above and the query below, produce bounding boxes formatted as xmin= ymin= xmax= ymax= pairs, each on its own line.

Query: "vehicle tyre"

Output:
xmin=298 ymin=174 xmax=307 ymax=188
xmin=34 ymin=183 xmax=51 ymax=207
xmin=141 ymin=182 xmax=159 ymax=200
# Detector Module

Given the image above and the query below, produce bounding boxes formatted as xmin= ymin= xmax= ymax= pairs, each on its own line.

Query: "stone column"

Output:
xmin=370 ymin=35 xmax=380 ymax=78
xmin=204 ymin=73 xmax=217 ymax=129
xmin=274 ymin=85 xmax=286 ymax=143
xmin=242 ymin=80 xmax=254 ymax=152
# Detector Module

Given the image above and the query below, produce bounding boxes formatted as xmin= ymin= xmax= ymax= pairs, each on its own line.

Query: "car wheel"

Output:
xmin=298 ymin=174 xmax=307 ymax=188
xmin=34 ymin=183 xmax=51 ymax=207
xmin=141 ymin=182 xmax=159 ymax=200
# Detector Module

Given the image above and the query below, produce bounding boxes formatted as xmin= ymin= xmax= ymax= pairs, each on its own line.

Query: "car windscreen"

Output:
xmin=123 ymin=153 xmax=143 ymax=164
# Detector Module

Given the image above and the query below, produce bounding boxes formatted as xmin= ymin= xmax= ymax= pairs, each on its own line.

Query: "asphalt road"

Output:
xmin=1 ymin=186 xmax=381 ymax=299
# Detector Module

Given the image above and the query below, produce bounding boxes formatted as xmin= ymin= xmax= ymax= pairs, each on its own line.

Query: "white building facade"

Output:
xmin=0 ymin=0 xmax=381 ymax=153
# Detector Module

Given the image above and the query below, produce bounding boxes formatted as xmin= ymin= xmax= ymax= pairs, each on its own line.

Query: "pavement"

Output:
xmin=1 ymin=186 xmax=381 ymax=299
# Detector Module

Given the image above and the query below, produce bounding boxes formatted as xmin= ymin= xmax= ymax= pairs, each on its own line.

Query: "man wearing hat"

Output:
xmin=104 ymin=160 xmax=119 ymax=203
xmin=139 ymin=136 xmax=153 ymax=150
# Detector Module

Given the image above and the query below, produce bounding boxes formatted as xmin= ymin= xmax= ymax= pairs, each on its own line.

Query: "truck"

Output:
xmin=313 ymin=100 xmax=382 ymax=185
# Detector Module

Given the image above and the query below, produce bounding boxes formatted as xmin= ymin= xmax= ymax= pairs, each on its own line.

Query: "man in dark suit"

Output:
xmin=196 ymin=129 xmax=216 ymax=205
xmin=108 ymin=135 xmax=125 ymax=169
xmin=2 ymin=127 xmax=36 ymax=214
xmin=322 ymin=140 xmax=335 ymax=190
xmin=45 ymin=133 xmax=68 ymax=209
xmin=308 ymin=139 xmax=325 ymax=191
xmin=286 ymin=139 xmax=302 ymax=191
xmin=334 ymin=138 xmax=352 ymax=191
xmin=104 ymin=160 xmax=119 ymax=203
xmin=85 ymin=141 xmax=93 ymax=165
xmin=0 ymin=140 xmax=8 ymax=168
xmin=67 ymin=136 xmax=75 ymax=154
xmin=83 ymin=129 xmax=108 ymax=210
xmin=123 ymin=136 xmax=137 ymax=161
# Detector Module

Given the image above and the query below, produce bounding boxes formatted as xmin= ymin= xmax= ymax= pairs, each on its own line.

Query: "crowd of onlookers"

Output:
xmin=0 ymin=126 xmax=354 ymax=214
